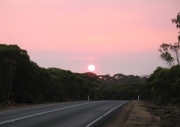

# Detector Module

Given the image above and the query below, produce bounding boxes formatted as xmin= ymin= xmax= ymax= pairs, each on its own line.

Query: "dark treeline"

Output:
xmin=0 ymin=44 xmax=147 ymax=105
xmin=142 ymin=66 xmax=180 ymax=104
xmin=97 ymin=68 xmax=180 ymax=105
xmin=0 ymin=43 xmax=180 ymax=105
xmin=97 ymin=74 xmax=147 ymax=86
xmin=95 ymin=74 xmax=147 ymax=100
xmin=0 ymin=44 xmax=98 ymax=104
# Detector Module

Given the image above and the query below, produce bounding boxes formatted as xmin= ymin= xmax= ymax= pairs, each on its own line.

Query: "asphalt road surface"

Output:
xmin=0 ymin=100 xmax=128 ymax=127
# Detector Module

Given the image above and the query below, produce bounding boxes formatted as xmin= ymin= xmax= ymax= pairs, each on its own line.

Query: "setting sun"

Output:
xmin=88 ymin=65 xmax=95 ymax=72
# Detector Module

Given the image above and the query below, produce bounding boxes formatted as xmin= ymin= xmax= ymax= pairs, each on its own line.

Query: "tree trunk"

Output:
xmin=7 ymin=61 xmax=18 ymax=102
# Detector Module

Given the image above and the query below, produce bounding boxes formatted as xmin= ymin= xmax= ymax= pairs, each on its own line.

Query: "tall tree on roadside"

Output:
xmin=0 ymin=44 xmax=30 ymax=103
xmin=172 ymin=12 xmax=180 ymax=65
xmin=159 ymin=12 xmax=180 ymax=67
xmin=159 ymin=43 xmax=174 ymax=67
xmin=170 ymin=43 xmax=180 ymax=66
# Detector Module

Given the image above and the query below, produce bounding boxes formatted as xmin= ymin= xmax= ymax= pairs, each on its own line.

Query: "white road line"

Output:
xmin=85 ymin=101 xmax=128 ymax=127
xmin=0 ymin=102 xmax=80 ymax=114
xmin=0 ymin=101 xmax=100 ymax=125
xmin=0 ymin=101 xmax=84 ymax=114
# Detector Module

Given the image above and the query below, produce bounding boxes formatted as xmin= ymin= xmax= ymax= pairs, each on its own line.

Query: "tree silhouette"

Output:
xmin=159 ymin=12 xmax=180 ymax=67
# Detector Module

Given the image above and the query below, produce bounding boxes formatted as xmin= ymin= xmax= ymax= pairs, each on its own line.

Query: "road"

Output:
xmin=0 ymin=100 xmax=128 ymax=127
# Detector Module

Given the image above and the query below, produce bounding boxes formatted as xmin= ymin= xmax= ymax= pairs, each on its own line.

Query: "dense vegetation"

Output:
xmin=0 ymin=44 xmax=146 ymax=105
xmin=141 ymin=12 xmax=180 ymax=105
xmin=142 ymin=66 xmax=180 ymax=104
xmin=0 ymin=44 xmax=98 ymax=104
xmin=0 ymin=12 xmax=179 ymax=106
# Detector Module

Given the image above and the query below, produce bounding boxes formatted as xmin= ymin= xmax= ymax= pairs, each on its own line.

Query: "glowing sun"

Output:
xmin=88 ymin=65 xmax=95 ymax=72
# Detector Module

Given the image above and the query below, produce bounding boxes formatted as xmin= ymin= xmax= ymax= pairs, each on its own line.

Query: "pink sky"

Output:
xmin=0 ymin=0 xmax=179 ymax=75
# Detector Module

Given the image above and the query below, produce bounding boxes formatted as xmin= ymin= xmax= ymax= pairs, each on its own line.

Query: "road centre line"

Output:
xmin=85 ymin=101 xmax=128 ymax=127
xmin=0 ymin=101 xmax=99 ymax=125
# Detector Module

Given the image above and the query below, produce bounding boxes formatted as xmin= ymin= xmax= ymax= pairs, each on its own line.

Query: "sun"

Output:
xmin=88 ymin=64 xmax=95 ymax=72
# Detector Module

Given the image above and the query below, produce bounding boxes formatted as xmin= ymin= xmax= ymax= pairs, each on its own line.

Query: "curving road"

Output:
xmin=0 ymin=101 xmax=128 ymax=127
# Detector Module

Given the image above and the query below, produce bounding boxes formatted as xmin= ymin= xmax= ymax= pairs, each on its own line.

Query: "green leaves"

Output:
xmin=145 ymin=66 xmax=180 ymax=104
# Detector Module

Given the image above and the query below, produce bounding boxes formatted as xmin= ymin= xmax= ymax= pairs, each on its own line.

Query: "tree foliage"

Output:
xmin=0 ymin=44 xmax=147 ymax=105
xmin=159 ymin=12 xmax=180 ymax=67
xmin=172 ymin=12 xmax=180 ymax=30
xmin=143 ymin=66 xmax=180 ymax=104
xmin=0 ymin=45 xmax=100 ymax=104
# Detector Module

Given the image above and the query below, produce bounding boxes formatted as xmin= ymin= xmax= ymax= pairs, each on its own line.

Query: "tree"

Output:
xmin=159 ymin=12 xmax=180 ymax=67
xmin=172 ymin=12 xmax=180 ymax=29
xmin=0 ymin=44 xmax=30 ymax=103
xmin=170 ymin=43 xmax=180 ymax=65
xmin=159 ymin=43 xmax=174 ymax=67
xmin=172 ymin=12 xmax=180 ymax=65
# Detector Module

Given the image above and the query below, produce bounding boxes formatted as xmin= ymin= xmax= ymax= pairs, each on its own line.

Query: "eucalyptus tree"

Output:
xmin=170 ymin=42 xmax=180 ymax=65
xmin=159 ymin=12 xmax=180 ymax=67
xmin=172 ymin=12 xmax=180 ymax=30
xmin=159 ymin=43 xmax=174 ymax=67
xmin=172 ymin=12 xmax=180 ymax=65
xmin=0 ymin=44 xmax=30 ymax=103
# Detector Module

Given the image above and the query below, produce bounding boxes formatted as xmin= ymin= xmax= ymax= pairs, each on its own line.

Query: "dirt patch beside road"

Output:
xmin=106 ymin=100 xmax=180 ymax=127
xmin=124 ymin=101 xmax=160 ymax=127
xmin=105 ymin=101 xmax=160 ymax=127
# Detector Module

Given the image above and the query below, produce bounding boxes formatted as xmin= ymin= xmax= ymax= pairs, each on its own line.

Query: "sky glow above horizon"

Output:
xmin=0 ymin=0 xmax=180 ymax=76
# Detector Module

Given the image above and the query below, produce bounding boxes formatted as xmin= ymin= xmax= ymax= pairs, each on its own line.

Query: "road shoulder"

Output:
xmin=105 ymin=101 xmax=160 ymax=127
